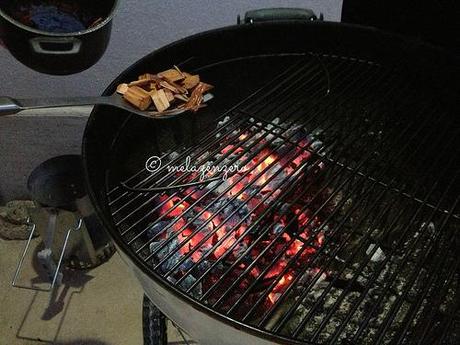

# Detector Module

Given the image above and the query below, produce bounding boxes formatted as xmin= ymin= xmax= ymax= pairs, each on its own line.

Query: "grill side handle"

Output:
xmin=0 ymin=96 xmax=23 ymax=116
xmin=238 ymin=8 xmax=323 ymax=24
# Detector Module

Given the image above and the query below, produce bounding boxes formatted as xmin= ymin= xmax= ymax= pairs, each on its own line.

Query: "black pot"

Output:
xmin=0 ymin=0 xmax=118 ymax=75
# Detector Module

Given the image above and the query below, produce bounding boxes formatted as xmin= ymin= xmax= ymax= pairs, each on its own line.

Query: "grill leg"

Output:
xmin=143 ymin=295 xmax=167 ymax=345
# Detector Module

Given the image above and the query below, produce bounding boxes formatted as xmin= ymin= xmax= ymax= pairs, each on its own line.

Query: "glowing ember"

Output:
xmin=148 ymin=120 xmax=328 ymax=311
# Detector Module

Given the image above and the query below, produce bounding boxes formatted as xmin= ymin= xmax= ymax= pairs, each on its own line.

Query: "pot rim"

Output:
xmin=0 ymin=0 xmax=119 ymax=36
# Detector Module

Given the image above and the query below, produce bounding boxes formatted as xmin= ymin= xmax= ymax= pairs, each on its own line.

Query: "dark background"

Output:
xmin=342 ymin=0 xmax=460 ymax=55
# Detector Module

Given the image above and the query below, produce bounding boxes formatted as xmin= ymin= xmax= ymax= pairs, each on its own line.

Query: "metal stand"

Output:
xmin=11 ymin=216 xmax=82 ymax=291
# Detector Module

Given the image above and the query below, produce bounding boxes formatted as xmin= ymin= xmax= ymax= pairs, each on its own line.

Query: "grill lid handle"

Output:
xmin=238 ymin=8 xmax=323 ymax=24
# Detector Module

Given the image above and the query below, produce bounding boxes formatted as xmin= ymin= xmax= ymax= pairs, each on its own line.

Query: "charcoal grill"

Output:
xmin=82 ymin=21 xmax=460 ymax=345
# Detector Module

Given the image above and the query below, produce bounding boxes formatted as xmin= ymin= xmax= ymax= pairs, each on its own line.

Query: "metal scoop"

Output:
xmin=0 ymin=93 xmax=213 ymax=119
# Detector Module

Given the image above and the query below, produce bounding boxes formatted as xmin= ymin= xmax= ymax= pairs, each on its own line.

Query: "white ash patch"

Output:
xmin=366 ymin=243 xmax=386 ymax=262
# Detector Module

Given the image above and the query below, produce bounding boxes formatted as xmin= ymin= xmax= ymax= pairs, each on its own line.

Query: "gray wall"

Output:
xmin=0 ymin=0 xmax=342 ymax=202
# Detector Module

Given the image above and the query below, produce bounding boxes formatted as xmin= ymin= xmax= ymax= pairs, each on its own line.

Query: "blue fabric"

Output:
xmin=30 ymin=5 xmax=85 ymax=33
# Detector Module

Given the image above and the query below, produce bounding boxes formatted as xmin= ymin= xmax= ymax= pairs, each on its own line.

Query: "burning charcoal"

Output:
xmin=220 ymin=198 xmax=247 ymax=218
xmin=273 ymin=223 xmax=285 ymax=235
xmin=196 ymin=260 xmax=212 ymax=274
xmin=197 ymin=259 xmax=225 ymax=275
xmin=207 ymin=178 xmax=232 ymax=194
xmin=260 ymin=169 xmax=288 ymax=191
xmin=232 ymin=242 xmax=248 ymax=258
xmin=225 ymin=214 xmax=245 ymax=229
xmin=194 ymin=243 xmax=214 ymax=260
xmin=366 ymin=243 xmax=386 ymax=262
xmin=179 ymin=275 xmax=203 ymax=298
xmin=150 ymin=239 xmax=166 ymax=254
xmin=147 ymin=221 xmax=169 ymax=239
xmin=151 ymin=238 xmax=194 ymax=272
xmin=164 ymin=251 xmax=191 ymax=272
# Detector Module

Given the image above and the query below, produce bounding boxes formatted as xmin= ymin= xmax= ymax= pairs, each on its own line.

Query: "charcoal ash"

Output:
xmin=273 ymin=223 xmax=285 ymax=235
xmin=217 ymin=116 xmax=231 ymax=127
xmin=178 ymin=275 xmax=203 ymax=298
xmin=366 ymin=243 xmax=386 ymax=263
xmin=150 ymin=237 xmax=195 ymax=273
xmin=149 ymin=239 xmax=166 ymax=254
xmin=207 ymin=178 xmax=233 ymax=195
xmin=232 ymin=242 xmax=249 ymax=258
xmin=168 ymin=151 xmax=180 ymax=161
xmin=146 ymin=221 xmax=169 ymax=239
xmin=261 ymin=208 xmax=442 ymax=343
xmin=310 ymin=139 xmax=324 ymax=152
xmin=212 ymin=198 xmax=250 ymax=218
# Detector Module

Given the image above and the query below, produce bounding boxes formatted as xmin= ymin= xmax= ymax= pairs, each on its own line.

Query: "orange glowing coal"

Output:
xmin=155 ymin=127 xmax=326 ymax=307
xmin=221 ymin=144 xmax=244 ymax=155
xmin=268 ymin=273 xmax=294 ymax=304
xmin=160 ymin=196 xmax=190 ymax=217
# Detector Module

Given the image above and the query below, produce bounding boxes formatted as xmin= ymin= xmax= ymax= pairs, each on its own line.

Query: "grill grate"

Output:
xmin=107 ymin=54 xmax=460 ymax=344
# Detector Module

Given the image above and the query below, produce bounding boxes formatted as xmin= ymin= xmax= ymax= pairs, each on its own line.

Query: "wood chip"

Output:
xmin=138 ymin=73 xmax=156 ymax=80
xmin=200 ymin=82 xmax=214 ymax=93
xmin=128 ymin=79 xmax=152 ymax=87
xmin=118 ymin=65 xmax=213 ymax=113
xmin=164 ymin=89 xmax=175 ymax=102
xmin=150 ymin=89 xmax=170 ymax=112
xmin=174 ymin=94 xmax=189 ymax=102
xmin=173 ymin=65 xmax=186 ymax=79
xmin=159 ymin=80 xmax=179 ymax=93
xmin=123 ymin=86 xmax=152 ymax=110
xmin=116 ymin=83 xmax=129 ymax=95
xmin=161 ymin=78 xmax=188 ymax=94
xmin=182 ymin=74 xmax=200 ymax=90
xmin=184 ymin=82 xmax=206 ymax=112
xmin=158 ymin=69 xmax=185 ymax=82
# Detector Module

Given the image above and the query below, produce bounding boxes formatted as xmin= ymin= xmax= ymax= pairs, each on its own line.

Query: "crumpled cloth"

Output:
xmin=30 ymin=5 xmax=85 ymax=33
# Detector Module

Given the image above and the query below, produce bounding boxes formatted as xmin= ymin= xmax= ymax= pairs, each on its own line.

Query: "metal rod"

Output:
xmin=11 ymin=219 xmax=36 ymax=287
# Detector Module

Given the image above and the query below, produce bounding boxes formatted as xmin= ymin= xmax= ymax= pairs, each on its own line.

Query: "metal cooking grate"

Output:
xmin=107 ymin=55 xmax=460 ymax=344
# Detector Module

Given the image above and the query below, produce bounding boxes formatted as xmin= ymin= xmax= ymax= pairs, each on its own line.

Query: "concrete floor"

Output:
xmin=0 ymin=237 xmax=191 ymax=345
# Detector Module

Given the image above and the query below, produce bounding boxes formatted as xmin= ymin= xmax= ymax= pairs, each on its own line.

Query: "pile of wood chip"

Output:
xmin=116 ymin=66 xmax=213 ymax=113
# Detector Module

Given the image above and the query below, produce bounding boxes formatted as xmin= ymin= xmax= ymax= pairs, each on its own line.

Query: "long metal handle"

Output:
xmin=0 ymin=95 xmax=114 ymax=116
xmin=11 ymin=218 xmax=36 ymax=287
xmin=50 ymin=218 xmax=83 ymax=289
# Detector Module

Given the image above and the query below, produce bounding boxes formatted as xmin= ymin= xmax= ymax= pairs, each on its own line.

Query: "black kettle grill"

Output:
xmin=81 ymin=10 xmax=460 ymax=345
